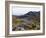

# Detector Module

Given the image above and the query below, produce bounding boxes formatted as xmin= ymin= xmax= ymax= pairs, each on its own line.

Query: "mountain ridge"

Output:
xmin=12 ymin=11 xmax=40 ymax=19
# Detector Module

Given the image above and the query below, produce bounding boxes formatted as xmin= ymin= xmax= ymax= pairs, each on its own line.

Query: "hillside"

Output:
xmin=12 ymin=11 xmax=40 ymax=31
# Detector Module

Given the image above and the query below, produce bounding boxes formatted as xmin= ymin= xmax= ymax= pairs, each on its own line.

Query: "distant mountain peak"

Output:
xmin=12 ymin=11 xmax=40 ymax=18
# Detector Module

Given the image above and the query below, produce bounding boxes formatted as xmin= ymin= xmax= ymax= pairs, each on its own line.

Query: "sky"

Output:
xmin=12 ymin=6 xmax=40 ymax=16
